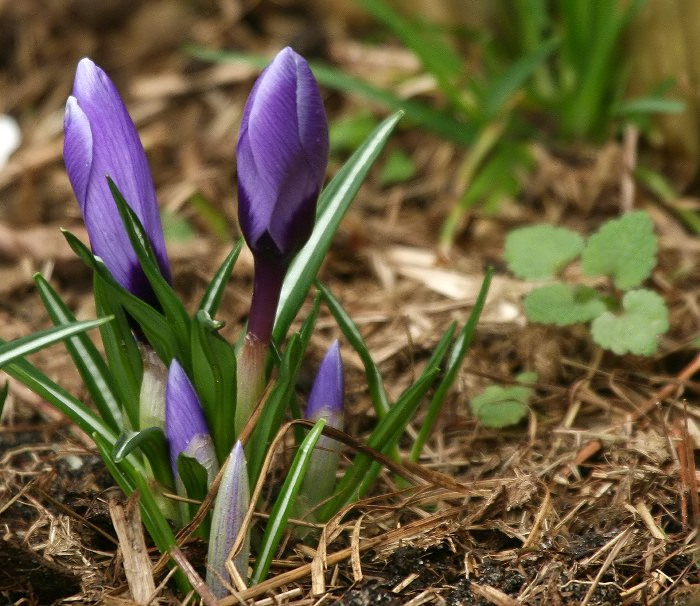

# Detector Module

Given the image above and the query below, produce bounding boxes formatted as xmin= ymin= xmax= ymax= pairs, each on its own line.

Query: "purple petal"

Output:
xmin=165 ymin=359 xmax=214 ymax=479
xmin=64 ymin=57 xmax=171 ymax=301
xmin=237 ymin=47 xmax=329 ymax=263
xmin=207 ymin=441 xmax=250 ymax=596
xmin=305 ymin=340 xmax=344 ymax=430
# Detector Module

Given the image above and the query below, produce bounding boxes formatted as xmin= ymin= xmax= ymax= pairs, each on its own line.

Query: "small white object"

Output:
xmin=0 ymin=114 xmax=21 ymax=168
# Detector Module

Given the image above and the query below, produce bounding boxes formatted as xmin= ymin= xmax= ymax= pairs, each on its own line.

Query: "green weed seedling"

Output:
xmin=504 ymin=210 xmax=669 ymax=356
xmin=470 ymin=371 xmax=537 ymax=428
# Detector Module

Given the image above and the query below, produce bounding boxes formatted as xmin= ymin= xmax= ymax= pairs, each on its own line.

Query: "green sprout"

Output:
xmin=505 ymin=210 xmax=669 ymax=356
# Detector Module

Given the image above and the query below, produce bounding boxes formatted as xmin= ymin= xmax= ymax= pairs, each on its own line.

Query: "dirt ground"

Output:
xmin=0 ymin=1 xmax=698 ymax=604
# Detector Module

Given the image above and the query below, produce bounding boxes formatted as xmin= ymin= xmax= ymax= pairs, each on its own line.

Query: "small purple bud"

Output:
xmin=64 ymin=58 xmax=171 ymax=304
xmin=305 ymin=340 xmax=344 ymax=431
xmin=165 ymin=359 xmax=217 ymax=484
xmin=237 ymin=46 xmax=329 ymax=266
xmin=295 ymin=340 xmax=344 ymax=529
xmin=207 ymin=441 xmax=250 ymax=597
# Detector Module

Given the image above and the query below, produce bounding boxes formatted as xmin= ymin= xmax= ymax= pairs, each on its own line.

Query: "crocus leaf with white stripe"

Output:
xmin=64 ymin=229 xmax=180 ymax=363
xmin=273 ymin=111 xmax=404 ymax=344
xmin=251 ymin=419 xmax=326 ymax=584
xmin=93 ymin=273 xmax=143 ymax=426
xmin=0 ymin=317 xmax=112 ymax=369
xmin=107 ymin=178 xmax=191 ymax=358
xmin=34 ymin=273 xmax=124 ymax=432
xmin=190 ymin=310 xmax=237 ymax=462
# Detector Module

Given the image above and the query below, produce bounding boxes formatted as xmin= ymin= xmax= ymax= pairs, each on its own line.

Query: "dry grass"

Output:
xmin=0 ymin=1 xmax=698 ymax=604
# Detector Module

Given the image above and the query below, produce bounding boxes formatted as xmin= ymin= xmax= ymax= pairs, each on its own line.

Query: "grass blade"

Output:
xmin=34 ymin=274 xmax=124 ymax=432
xmin=250 ymin=419 xmax=326 ymax=584
xmin=273 ymin=111 xmax=404 ymax=344
xmin=410 ymin=268 xmax=493 ymax=461
xmin=93 ymin=432 xmax=190 ymax=593
xmin=318 ymin=282 xmax=390 ymax=417
xmin=356 ymin=0 xmax=462 ymax=106
xmin=0 ymin=318 xmax=112 ymax=368
xmin=319 ymin=367 xmax=440 ymax=519
xmin=0 ymin=348 xmax=115 ymax=445
xmin=198 ymin=239 xmax=243 ymax=316
xmin=108 ymin=178 xmax=191 ymax=358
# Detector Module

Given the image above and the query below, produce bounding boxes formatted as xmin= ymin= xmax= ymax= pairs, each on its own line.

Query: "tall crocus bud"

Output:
xmin=165 ymin=359 xmax=218 ymax=487
xmin=295 ymin=340 xmax=344 ymax=529
xmin=63 ymin=58 xmax=171 ymax=305
xmin=207 ymin=441 xmax=250 ymax=597
xmin=236 ymin=47 xmax=329 ymax=432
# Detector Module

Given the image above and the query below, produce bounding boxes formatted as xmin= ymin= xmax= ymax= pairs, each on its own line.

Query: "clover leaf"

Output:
xmin=470 ymin=371 xmax=537 ymax=428
xmin=581 ymin=211 xmax=657 ymax=290
xmin=524 ymin=284 xmax=607 ymax=325
xmin=504 ymin=225 xmax=584 ymax=279
xmin=590 ymin=289 xmax=669 ymax=355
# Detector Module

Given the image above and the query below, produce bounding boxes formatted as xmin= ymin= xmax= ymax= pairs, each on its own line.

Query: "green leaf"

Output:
xmin=355 ymin=0 xmax=462 ymax=107
xmin=113 ymin=426 xmax=174 ymax=491
xmin=581 ymin=211 xmax=657 ymax=290
xmin=0 ymin=349 xmax=117 ymax=449
xmin=591 ymin=289 xmax=669 ymax=356
xmin=0 ymin=380 xmax=8 ymax=419
xmin=177 ymin=453 xmax=210 ymax=528
xmin=504 ymin=225 xmax=584 ymax=280
xmin=34 ymin=274 xmax=124 ymax=432
xmin=613 ymin=96 xmax=685 ymax=117
xmin=250 ymin=419 xmax=326 ymax=584
xmin=92 ymin=432 xmax=190 ymax=593
xmin=524 ymin=283 xmax=607 ymax=325
xmin=160 ymin=209 xmax=195 ymax=242
xmin=92 ymin=275 xmax=143 ymax=427
xmin=0 ymin=318 xmax=112 ymax=369
xmin=198 ymin=239 xmax=243 ymax=317
xmin=319 ymin=282 xmax=390 ymax=418
xmin=379 ymin=149 xmax=416 ymax=186
xmin=410 ymin=267 xmax=494 ymax=461
xmin=319 ymin=366 xmax=440 ymax=520
xmin=108 ymin=178 xmax=191 ymax=359
xmin=470 ymin=371 xmax=537 ymax=428
xmin=247 ymin=335 xmax=305 ymax=485
xmin=190 ymin=310 xmax=237 ymax=462
xmin=64 ymin=230 xmax=181 ymax=364
xmin=634 ymin=166 xmax=700 ymax=235
xmin=273 ymin=111 xmax=404 ymax=344
xmin=483 ymin=37 xmax=558 ymax=118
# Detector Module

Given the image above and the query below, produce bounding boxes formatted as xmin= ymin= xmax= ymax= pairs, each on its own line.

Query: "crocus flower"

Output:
xmin=165 ymin=359 xmax=218 ymax=486
xmin=207 ymin=441 xmax=250 ymax=597
xmin=237 ymin=46 xmax=329 ymax=343
xmin=64 ymin=57 xmax=171 ymax=305
xmin=295 ymin=340 xmax=344 ymax=528
xmin=235 ymin=47 xmax=329 ymax=433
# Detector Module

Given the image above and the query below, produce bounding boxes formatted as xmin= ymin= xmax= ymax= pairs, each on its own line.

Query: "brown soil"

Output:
xmin=0 ymin=1 xmax=698 ymax=604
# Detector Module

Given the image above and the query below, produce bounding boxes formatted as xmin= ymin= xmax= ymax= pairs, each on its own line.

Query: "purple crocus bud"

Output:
xmin=295 ymin=341 xmax=344 ymax=530
xmin=305 ymin=340 xmax=344 ymax=431
xmin=237 ymin=46 xmax=329 ymax=343
xmin=207 ymin=441 xmax=250 ymax=597
xmin=235 ymin=47 xmax=329 ymax=434
xmin=64 ymin=58 xmax=171 ymax=304
xmin=165 ymin=359 xmax=218 ymax=486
